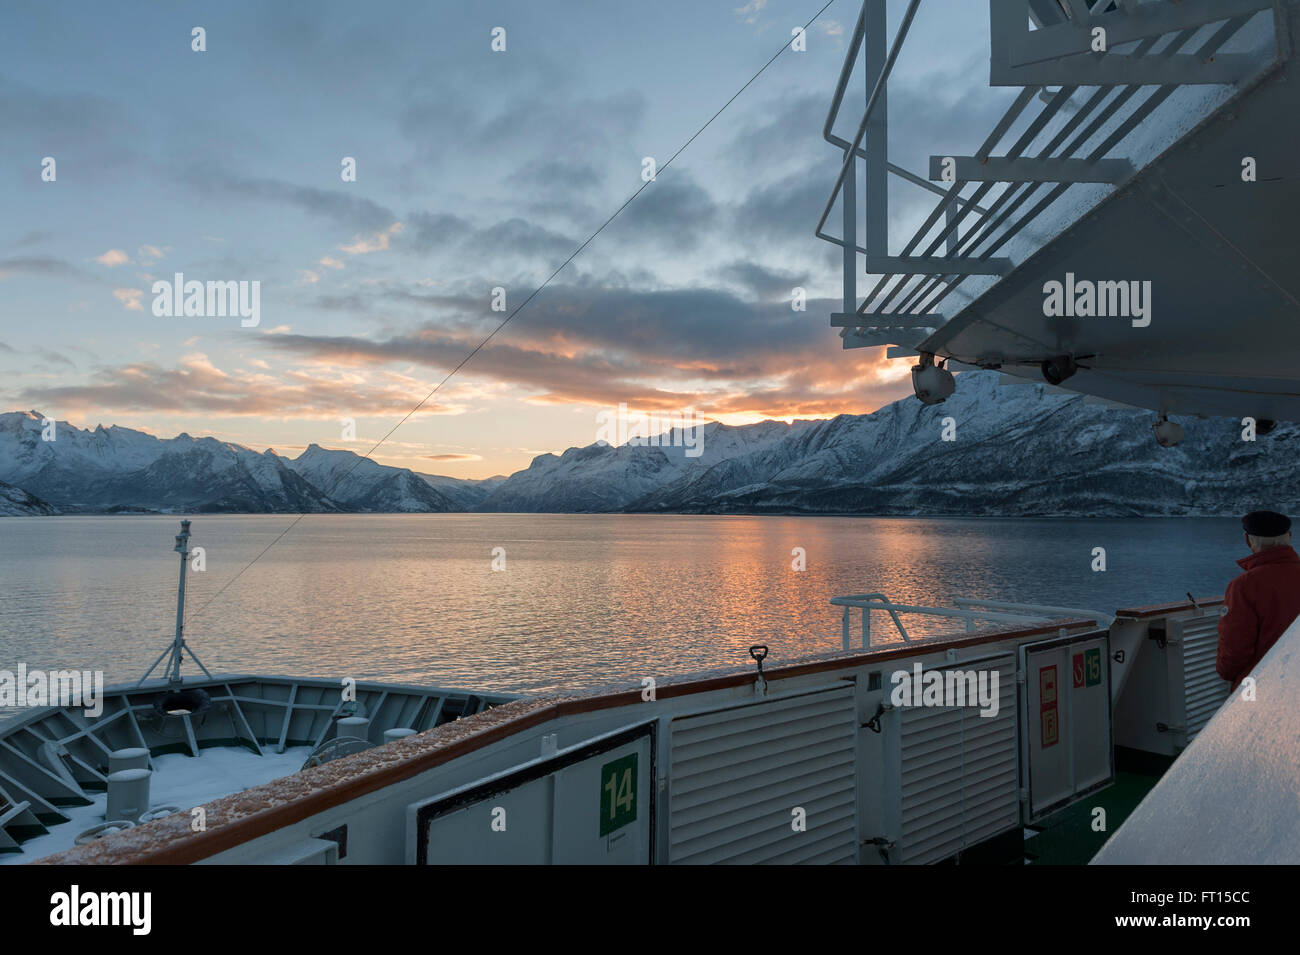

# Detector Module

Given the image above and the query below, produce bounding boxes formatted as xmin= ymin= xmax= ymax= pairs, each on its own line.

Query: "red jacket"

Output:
xmin=1216 ymin=545 xmax=1300 ymax=689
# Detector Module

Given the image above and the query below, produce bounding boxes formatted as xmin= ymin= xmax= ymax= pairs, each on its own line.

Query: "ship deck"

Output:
xmin=0 ymin=745 xmax=312 ymax=864
xmin=2 ymin=593 xmax=1234 ymax=866
xmin=1023 ymin=751 xmax=1172 ymax=865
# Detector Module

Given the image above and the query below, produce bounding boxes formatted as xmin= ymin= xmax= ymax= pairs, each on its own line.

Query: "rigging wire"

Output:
xmin=183 ymin=0 xmax=840 ymax=629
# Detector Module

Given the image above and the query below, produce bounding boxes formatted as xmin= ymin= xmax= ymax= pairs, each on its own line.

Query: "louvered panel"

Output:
xmin=679 ymin=788 xmax=857 ymax=865
xmin=1172 ymin=614 xmax=1231 ymax=742
xmin=671 ymin=763 xmax=853 ymax=836
xmin=898 ymin=655 xmax=1018 ymax=864
xmin=672 ymin=723 xmax=855 ymax=807
xmin=669 ymin=684 xmax=857 ymax=865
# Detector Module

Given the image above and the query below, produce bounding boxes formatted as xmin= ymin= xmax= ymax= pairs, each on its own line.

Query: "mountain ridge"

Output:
xmin=2 ymin=372 xmax=1295 ymax=516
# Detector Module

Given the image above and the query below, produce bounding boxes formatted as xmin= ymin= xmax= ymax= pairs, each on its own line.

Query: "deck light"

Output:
xmin=1152 ymin=415 xmax=1185 ymax=448
xmin=1041 ymin=355 xmax=1079 ymax=385
xmin=911 ymin=354 xmax=955 ymax=405
xmin=152 ymin=687 xmax=211 ymax=717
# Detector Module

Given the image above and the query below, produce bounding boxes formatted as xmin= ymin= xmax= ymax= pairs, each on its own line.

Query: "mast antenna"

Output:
xmin=137 ymin=519 xmax=214 ymax=687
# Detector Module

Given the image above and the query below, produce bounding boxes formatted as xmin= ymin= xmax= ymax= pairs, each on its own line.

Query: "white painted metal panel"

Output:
xmin=668 ymin=684 xmax=857 ymax=865
xmin=1020 ymin=632 xmax=1113 ymax=822
xmin=255 ymin=837 xmax=340 ymax=865
xmin=1169 ymin=612 xmax=1232 ymax=746
xmin=897 ymin=654 xmax=1019 ymax=864
xmin=414 ymin=723 xmax=653 ymax=865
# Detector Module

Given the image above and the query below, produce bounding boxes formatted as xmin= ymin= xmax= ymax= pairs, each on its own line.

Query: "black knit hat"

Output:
xmin=1242 ymin=510 xmax=1291 ymax=537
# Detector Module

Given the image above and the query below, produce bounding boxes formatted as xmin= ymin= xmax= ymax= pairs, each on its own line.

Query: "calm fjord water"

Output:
xmin=0 ymin=514 xmax=1244 ymax=698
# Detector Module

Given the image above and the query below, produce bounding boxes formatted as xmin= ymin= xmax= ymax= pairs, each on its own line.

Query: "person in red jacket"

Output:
xmin=1216 ymin=510 xmax=1300 ymax=690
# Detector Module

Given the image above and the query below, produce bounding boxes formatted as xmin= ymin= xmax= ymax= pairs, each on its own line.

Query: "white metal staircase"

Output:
xmin=818 ymin=1 xmax=1293 ymax=420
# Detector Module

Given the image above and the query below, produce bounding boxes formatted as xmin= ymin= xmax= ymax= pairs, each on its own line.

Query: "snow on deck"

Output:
xmin=38 ymin=617 xmax=1093 ymax=864
xmin=3 ymin=746 xmax=311 ymax=865
xmin=37 ymin=695 xmax=565 ymax=864
xmin=1093 ymin=617 xmax=1300 ymax=864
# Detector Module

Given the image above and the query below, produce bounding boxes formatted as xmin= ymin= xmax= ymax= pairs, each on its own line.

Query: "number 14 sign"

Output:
xmin=600 ymin=752 xmax=638 ymax=836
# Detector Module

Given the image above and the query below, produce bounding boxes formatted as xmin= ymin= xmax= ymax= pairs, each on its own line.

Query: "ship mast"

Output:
xmin=137 ymin=519 xmax=213 ymax=687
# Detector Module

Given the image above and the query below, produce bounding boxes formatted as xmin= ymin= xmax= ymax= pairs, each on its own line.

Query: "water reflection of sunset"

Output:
xmin=1 ymin=514 xmax=1240 ymax=698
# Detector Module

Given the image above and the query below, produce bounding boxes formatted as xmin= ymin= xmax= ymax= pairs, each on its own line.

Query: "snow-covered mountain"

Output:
xmin=0 ymin=412 xmax=467 ymax=514
xmin=481 ymin=372 xmax=1300 ymax=517
xmin=287 ymin=445 xmax=455 ymax=512
xmin=3 ymin=372 xmax=1296 ymax=517
xmin=0 ymin=411 xmax=338 ymax=514
xmin=477 ymin=420 xmax=813 ymax=512
xmin=101 ymin=436 xmax=337 ymax=514
xmin=416 ymin=471 xmax=508 ymax=510
xmin=0 ymin=478 xmax=57 ymax=516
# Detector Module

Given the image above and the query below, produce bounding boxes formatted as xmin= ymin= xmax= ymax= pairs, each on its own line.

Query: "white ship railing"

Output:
xmin=31 ymin=596 xmax=1231 ymax=865
xmin=831 ymin=591 xmax=1111 ymax=648
xmin=952 ymin=597 xmax=1115 ymax=628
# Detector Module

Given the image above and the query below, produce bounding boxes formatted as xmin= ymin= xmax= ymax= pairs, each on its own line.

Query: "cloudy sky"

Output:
xmin=0 ymin=0 xmax=1004 ymax=478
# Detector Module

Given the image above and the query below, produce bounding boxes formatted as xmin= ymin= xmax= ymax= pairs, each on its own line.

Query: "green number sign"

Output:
xmin=599 ymin=752 xmax=637 ymax=836
xmin=1085 ymin=647 xmax=1102 ymax=687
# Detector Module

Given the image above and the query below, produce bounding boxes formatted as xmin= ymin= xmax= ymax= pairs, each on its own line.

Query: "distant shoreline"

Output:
xmin=0 ymin=510 xmax=1247 ymax=520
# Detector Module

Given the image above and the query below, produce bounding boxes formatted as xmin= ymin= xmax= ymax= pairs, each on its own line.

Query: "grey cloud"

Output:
xmin=719 ymin=261 xmax=811 ymax=301
xmin=36 ymin=349 xmax=76 ymax=370
xmin=405 ymin=211 xmax=576 ymax=261
xmin=183 ymin=168 xmax=399 ymax=233
xmin=406 ymin=211 xmax=474 ymax=248
xmin=20 ymin=360 xmax=454 ymax=418
xmin=258 ymin=307 xmax=899 ymax=417
xmin=12 ymin=231 xmax=53 ymax=248
xmin=271 ymin=282 xmax=843 ymax=379
xmin=0 ymin=256 xmax=100 ymax=283
xmin=0 ymin=79 xmax=144 ymax=175
xmin=732 ymin=167 xmax=838 ymax=242
xmin=727 ymin=91 xmax=830 ymax=173
xmin=606 ymin=176 xmax=718 ymax=250
xmin=403 ymin=88 xmax=645 ymax=166
xmin=472 ymin=218 xmax=576 ymax=259
xmin=507 ymin=158 xmax=605 ymax=193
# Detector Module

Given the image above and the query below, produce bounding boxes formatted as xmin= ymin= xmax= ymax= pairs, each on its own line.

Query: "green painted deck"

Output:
xmin=1025 ymin=749 xmax=1174 ymax=865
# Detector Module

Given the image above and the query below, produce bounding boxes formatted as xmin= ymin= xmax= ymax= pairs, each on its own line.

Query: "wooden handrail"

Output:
xmin=38 ymin=616 xmax=1097 ymax=866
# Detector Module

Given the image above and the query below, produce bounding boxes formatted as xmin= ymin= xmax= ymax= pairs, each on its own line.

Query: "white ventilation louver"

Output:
xmin=1169 ymin=613 xmax=1232 ymax=745
xmin=896 ymin=654 xmax=1019 ymax=864
xmin=668 ymin=684 xmax=858 ymax=864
